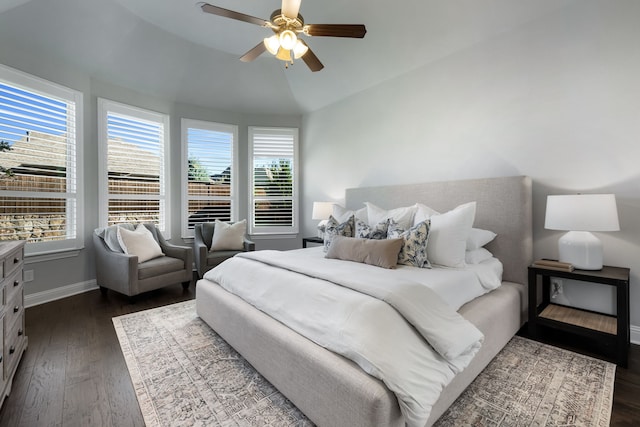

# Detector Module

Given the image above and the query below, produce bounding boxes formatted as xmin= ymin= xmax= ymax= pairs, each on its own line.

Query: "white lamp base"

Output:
xmin=316 ymin=219 xmax=328 ymax=238
xmin=558 ymin=231 xmax=603 ymax=270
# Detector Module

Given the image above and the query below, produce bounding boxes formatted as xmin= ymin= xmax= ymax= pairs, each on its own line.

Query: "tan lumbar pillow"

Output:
xmin=210 ymin=219 xmax=247 ymax=251
xmin=325 ymin=235 xmax=404 ymax=269
xmin=117 ymin=224 xmax=164 ymax=263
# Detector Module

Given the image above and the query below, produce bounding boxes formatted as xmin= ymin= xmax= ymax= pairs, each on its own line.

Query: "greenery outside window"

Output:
xmin=181 ymin=118 xmax=238 ymax=238
xmin=248 ymin=127 xmax=298 ymax=236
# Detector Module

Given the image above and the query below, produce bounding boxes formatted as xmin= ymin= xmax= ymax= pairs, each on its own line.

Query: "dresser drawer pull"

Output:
xmin=13 ymin=257 xmax=19 ymax=264
xmin=18 ymin=329 xmax=23 ymax=336
xmin=0 ymin=355 xmax=2 ymax=363
xmin=9 ymin=346 xmax=15 ymax=355
xmin=13 ymin=306 xmax=19 ymax=313
xmin=14 ymin=280 xmax=19 ymax=287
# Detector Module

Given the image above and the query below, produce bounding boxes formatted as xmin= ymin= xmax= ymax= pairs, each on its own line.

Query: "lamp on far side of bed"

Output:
xmin=312 ymin=201 xmax=334 ymax=238
xmin=544 ymin=194 xmax=620 ymax=270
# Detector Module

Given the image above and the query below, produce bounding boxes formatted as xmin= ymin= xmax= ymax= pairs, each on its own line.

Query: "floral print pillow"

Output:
xmin=323 ymin=215 xmax=354 ymax=252
xmin=387 ymin=219 xmax=431 ymax=268
xmin=355 ymin=218 xmax=388 ymax=240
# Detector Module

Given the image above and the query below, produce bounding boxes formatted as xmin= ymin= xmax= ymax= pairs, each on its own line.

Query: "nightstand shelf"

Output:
xmin=528 ymin=263 xmax=630 ymax=367
xmin=302 ymin=236 xmax=323 ymax=248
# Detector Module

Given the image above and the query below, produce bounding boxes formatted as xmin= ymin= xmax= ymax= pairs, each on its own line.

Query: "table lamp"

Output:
xmin=544 ymin=194 xmax=619 ymax=270
xmin=312 ymin=202 xmax=333 ymax=238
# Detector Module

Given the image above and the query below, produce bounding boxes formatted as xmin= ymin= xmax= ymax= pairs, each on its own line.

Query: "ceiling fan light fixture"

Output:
xmin=264 ymin=34 xmax=280 ymax=55
xmin=275 ymin=46 xmax=292 ymax=61
xmin=278 ymin=29 xmax=297 ymax=50
xmin=293 ymin=39 xmax=308 ymax=59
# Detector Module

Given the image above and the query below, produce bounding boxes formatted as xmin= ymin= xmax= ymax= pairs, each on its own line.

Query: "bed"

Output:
xmin=196 ymin=175 xmax=533 ymax=426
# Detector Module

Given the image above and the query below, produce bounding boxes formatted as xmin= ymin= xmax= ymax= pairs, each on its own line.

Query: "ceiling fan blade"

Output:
xmin=200 ymin=3 xmax=270 ymax=27
xmin=240 ymin=42 xmax=267 ymax=62
xmin=281 ymin=0 xmax=302 ymax=19
xmin=301 ymin=45 xmax=324 ymax=72
xmin=305 ymin=24 xmax=367 ymax=38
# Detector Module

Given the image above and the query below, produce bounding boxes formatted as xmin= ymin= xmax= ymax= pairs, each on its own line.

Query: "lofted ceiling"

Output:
xmin=0 ymin=0 xmax=576 ymax=115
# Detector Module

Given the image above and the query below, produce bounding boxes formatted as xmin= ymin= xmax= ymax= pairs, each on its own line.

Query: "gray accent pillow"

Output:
xmin=323 ymin=215 xmax=354 ymax=252
xmin=387 ymin=220 xmax=431 ymax=268
xmin=325 ymin=235 xmax=404 ymax=269
xmin=355 ymin=218 xmax=388 ymax=240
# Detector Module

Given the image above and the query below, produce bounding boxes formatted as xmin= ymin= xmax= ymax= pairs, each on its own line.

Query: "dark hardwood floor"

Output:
xmin=0 ymin=285 xmax=638 ymax=426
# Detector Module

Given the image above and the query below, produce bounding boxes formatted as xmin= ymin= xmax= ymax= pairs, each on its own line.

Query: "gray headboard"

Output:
xmin=345 ymin=175 xmax=533 ymax=285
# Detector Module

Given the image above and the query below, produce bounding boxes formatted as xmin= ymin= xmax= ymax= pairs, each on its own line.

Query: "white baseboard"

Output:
xmin=631 ymin=324 xmax=640 ymax=345
xmin=25 ymin=280 xmax=98 ymax=308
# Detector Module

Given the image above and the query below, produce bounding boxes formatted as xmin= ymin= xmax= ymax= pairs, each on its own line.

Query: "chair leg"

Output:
xmin=182 ymin=281 xmax=191 ymax=290
xmin=99 ymin=286 xmax=108 ymax=296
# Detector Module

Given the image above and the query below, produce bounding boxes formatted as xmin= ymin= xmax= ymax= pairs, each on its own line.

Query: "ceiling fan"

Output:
xmin=199 ymin=0 xmax=367 ymax=72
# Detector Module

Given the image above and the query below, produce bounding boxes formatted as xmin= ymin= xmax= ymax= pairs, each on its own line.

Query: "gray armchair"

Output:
xmin=194 ymin=222 xmax=255 ymax=279
xmin=93 ymin=223 xmax=193 ymax=298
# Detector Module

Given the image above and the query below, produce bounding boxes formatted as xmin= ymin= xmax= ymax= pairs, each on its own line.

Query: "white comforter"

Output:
xmin=204 ymin=249 xmax=487 ymax=427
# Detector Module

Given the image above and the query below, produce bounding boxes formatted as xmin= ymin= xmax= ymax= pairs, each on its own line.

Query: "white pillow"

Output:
xmin=332 ymin=204 xmax=367 ymax=224
xmin=427 ymin=202 xmax=476 ymax=268
xmin=413 ymin=203 xmax=439 ymax=226
xmin=210 ymin=219 xmax=247 ymax=251
xmin=465 ymin=247 xmax=494 ymax=264
xmin=117 ymin=224 xmax=164 ymax=263
xmin=365 ymin=202 xmax=417 ymax=230
xmin=466 ymin=228 xmax=497 ymax=250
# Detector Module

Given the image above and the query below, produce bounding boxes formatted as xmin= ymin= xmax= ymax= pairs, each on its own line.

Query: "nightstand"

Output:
xmin=302 ymin=236 xmax=323 ymax=248
xmin=527 ymin=263 xmax=630 ymax=367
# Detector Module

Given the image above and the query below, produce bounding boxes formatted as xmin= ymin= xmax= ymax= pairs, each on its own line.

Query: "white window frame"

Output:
xmin=97 ymin=98 xmax=170 ymax=238
xmin=0 ymin=64 xmax=84 ymax=256
xmin=180 ymin=118 xmax=238 ymax=238
xmin=248 ymin=126 xmax=299 ymax=236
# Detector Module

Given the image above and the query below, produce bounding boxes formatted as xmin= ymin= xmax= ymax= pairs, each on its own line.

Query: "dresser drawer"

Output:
xmin=2 ymin=247 xmax=23 ymax=281
xmin=3 ymin=268 xmax=22 ymax=311
xmin=4 ymin=313 xmax=24 ymax=379
xmin=4 ymin=290 xmax=23 ymax=338
xmin=0 ymin=316 xmax=4 ymax=383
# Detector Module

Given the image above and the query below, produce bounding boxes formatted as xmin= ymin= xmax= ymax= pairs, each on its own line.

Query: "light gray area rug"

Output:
xmin=113 ymin=300 xmax=615 ymax=427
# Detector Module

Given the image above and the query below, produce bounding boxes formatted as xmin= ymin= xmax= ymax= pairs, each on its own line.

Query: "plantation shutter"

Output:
xmin=0 ymin=67 xmax=83 ymax=254
xmin=249 ymin=127 xmax=298 ymax=235
xmin=182 ymin=119 xmax=237 ymax=237
xmin=99 ymin=99 xmax=169 ymax=234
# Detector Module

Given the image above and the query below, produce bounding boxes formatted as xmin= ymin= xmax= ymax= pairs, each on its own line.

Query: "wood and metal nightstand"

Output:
xmin=528 ymin=263 xmax=630 ymax=367
xmin=302 ymin=236 xmax=323 ymax=248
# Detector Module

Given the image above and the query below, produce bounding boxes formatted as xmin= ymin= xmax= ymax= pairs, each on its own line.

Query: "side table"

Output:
xmin=527 ymin=263 xmax=630 ymax=367
xmin=302 ymin=236 xmax=323 ymax=248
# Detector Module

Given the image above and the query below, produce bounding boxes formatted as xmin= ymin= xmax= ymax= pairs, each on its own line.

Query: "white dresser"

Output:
xmin=0 ymin=241 xmax=27 ymax=408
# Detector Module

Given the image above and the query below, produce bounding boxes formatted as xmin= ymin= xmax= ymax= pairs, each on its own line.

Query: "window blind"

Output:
xmin=99 ymin=99 xmax=169 ymax=233
xmin=249 ymin=127 xmax=298 ymax=235
xmin=182 ymin=119 xmax=237 ymax=236
xmin=0 ymin=72 xmax=81 ymax=251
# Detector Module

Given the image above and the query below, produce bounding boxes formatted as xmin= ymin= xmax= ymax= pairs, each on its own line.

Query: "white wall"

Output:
xmin=301 ymin=1 xmax=640 ymax=335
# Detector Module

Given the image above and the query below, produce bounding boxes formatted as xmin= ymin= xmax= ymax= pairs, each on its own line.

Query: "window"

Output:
xmin=248 ymin=127 xmax=298 ymax=235
xmin=98 ymin=99 xmax=170 ymax=236
xmin=0 ymin=64 xmax=83 ymax=255
xmin=181 ymin=119 xmax=238 ymax=238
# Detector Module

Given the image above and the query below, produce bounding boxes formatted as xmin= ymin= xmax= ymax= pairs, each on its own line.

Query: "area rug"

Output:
xmin=113 ymin=300 xmax=615 ymax=427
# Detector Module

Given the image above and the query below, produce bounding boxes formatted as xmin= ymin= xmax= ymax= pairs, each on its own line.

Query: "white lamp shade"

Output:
xmin=545 ymin=194 xmax=619 ymax=270
xmin=312 ymin=202 xmax=333 ymax=220
xmin=544 ymin=194 xmax=619 ymax=232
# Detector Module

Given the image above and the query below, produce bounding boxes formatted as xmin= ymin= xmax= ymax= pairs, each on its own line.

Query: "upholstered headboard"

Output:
xmin=345 ymin=175 xmax=533 ymax=286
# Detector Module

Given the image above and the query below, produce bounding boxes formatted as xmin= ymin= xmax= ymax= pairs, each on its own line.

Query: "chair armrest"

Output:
xmin=162 ymin=242 xmax=194 ymax=271
xmin=243 ymin=236 xmax=255 ymax=252
xmin=194 ymin=228 xmax=210 ymax=277
xmin=93 ymin=233 xmax=138 ymax=294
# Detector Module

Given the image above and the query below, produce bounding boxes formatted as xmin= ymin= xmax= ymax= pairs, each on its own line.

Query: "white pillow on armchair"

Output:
xmin=210 ymin=219 xmax=247 ymax=251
